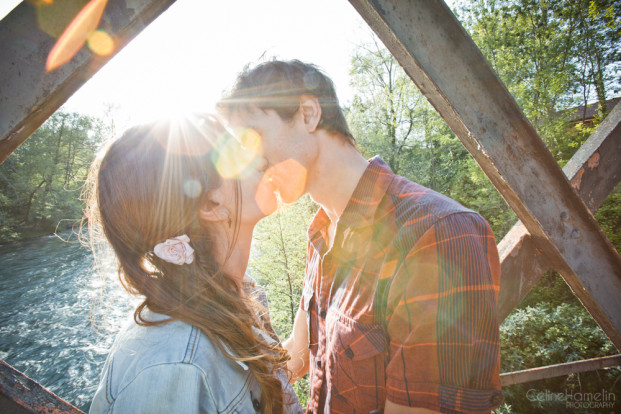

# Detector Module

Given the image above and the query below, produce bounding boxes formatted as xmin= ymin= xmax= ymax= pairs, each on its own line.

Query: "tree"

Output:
xmin=566 ymin=0 xmax=621 ymax=119
xmin=248 ymin=196 xmax=317 ymax=407
xmin=249 ymin=196 xmax=317 ymax=338
xmin=0 ymin=111 xmax=106 ymax=241
xmin=348 ymin=35 xmax=425 ymax=176
xmin=347 ymin=33 xmax=516 ymax=238
xmin=461 ymin=0 xmax=620 ymax=157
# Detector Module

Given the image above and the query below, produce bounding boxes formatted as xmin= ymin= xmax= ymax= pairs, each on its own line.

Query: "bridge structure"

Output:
xmin=1 ymin=0 xmax=619 ymax=412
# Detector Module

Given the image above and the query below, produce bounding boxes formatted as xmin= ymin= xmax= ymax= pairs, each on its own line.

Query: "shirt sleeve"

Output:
xmin=110 ymin=363 xmax=216 ymax=414
xmin=385 ymin=212 xmax=504 ymax=413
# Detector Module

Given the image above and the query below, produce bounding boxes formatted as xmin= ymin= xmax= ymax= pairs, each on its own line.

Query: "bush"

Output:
xmin=500 ymin=302 xmax=620 ymax=413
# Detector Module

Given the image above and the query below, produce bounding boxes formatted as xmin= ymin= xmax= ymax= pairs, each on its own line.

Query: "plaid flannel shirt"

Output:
xmin=301 ymin=157 xmax=503 ymax=413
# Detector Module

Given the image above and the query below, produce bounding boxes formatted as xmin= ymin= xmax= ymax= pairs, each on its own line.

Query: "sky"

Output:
xmin=2 ymin=0 xmax=375 ymax=131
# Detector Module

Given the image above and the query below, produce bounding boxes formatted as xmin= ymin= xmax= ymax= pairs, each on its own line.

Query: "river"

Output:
xmin=0 ymin=233 xmax=138 ymax=412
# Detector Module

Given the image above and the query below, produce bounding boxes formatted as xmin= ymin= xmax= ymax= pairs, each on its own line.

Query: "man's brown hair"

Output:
xmin=218 ymin=59 xmax=355 ymax=143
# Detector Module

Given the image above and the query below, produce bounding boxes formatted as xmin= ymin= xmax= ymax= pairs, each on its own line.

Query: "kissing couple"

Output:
xmin=88 ymin=60 xmax=503 ymax=414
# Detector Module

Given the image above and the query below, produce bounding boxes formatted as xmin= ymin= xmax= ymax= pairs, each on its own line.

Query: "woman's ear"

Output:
xmin=300 ymin=95 xmax=321 ymax=132
xmin=199 ymin=203 xmax=230 ymax=223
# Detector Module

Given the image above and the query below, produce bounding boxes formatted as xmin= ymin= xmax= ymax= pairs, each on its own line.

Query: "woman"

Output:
xmin=86 ymin=114 xmax=301 ymax=413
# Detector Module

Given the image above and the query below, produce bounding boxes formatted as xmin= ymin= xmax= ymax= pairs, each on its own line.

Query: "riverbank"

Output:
xmin=0 ymin=220 xmax=79 ymax=245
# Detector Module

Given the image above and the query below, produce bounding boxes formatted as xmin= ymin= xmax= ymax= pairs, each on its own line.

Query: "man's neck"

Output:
xmin=306 ymin=132 xmax=369 ymax=226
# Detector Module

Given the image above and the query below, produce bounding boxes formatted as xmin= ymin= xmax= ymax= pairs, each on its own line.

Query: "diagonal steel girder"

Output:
xmin=0 ymin=0 xmax=177 ymax=165
xmin=498 ymin=103 xmax=621 ymax=320
xmin=349 ymin=0 xmax=621 ymax=349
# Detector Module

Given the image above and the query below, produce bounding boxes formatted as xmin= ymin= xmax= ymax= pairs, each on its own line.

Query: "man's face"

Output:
xmin=229 ymin=107 xmax=312 ymax=204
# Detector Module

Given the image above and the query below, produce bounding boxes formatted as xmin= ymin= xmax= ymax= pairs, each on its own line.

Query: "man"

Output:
xmin=218 ymin=60 xmax=503 ymax=414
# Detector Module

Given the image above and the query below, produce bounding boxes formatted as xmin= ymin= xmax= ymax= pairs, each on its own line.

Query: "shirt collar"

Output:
xmin=308 ymin=156 xmax=395 ymax=242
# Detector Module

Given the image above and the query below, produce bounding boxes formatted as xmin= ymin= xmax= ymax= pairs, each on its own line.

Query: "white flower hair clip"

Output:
xmin=153 ymin=234 xmax=194 ymax=265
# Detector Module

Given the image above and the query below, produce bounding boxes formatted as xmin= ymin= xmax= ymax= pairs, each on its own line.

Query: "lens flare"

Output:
xmin=238 ymin=128 xmax=262 ymax=154
xmin=254 ymin=172 xmax=278 ymax=216
xmin=46 ymin=0 xmax=108 ymax=71
xmin=183 ymin=179 xmax=202 ymax=199
xmin=265 ymin=159 xmax=307 ymax=204
xmin=211 ymin=133 xmax=261 ymax=179
xmin=87 ymin=29 xmax=114 ymax=56
xmin=30 ymin=0 xmax=53 ymax=6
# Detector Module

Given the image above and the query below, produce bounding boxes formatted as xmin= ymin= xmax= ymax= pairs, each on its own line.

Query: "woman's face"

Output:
xmin=237 ymin=156 xmax=278 ymax=225
xmin=210 ymin=141 xmax=278 ymax=228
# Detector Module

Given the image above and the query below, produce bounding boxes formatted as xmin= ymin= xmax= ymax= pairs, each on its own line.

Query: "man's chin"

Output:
xmin=266 ymin=159 xmax=307 ymax=205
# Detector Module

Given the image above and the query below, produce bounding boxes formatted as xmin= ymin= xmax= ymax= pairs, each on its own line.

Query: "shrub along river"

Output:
xmin=0 ymin=233 xmax=137 ymax=412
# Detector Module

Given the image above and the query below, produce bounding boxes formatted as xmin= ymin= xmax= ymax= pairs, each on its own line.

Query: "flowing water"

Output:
xmin=0 ymin=233 xmax=138 ymax=412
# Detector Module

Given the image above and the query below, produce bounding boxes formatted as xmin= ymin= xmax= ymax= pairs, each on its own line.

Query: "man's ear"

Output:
xmin=199 ymin=204 xmax=230 ymax=223
xmin=300 ymin=95 xmax=321 ymax=132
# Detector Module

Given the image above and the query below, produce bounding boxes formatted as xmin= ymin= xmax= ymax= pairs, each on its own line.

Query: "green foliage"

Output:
xmin=492 ymin=402 xmax=515 ymax=414
xmin=595 ymin=184 xmax=621 ymax=249
xmin=249 ymin=196 xmax=317 ymax=339
xmin=347 ymin=35 xmax=517 ymax=239
xmin=292 ymin=374 xmax=310 ymax=409
xmin=503 ymin=186 xmax=621 ymax=413
xmin=0 ymin=112 xmax=107 ymax=242
xmin=249 ymin=196 xmax=317 ymax=405
xmin=518 ymin=271 xmax=579 ymax=311
xmin=500 ymin=302 xmax=619 ymax=413
xmin=461 ymin=0 xmax=620 ymax=137
xmin=504 ymin=164 xmax=620 ymax=414
xmin=348 ymin=37 xmax=425 ymax=177
xmin=446 ymin=156 xmax=517 ymax=239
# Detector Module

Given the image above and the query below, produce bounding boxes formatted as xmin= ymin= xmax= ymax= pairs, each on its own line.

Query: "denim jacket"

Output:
xmin=90 ymin=281 xmax=302 ymax=414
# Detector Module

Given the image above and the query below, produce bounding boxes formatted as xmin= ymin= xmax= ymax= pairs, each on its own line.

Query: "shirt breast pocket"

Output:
xmin=331 ymin=315 xmax=387 ymax=411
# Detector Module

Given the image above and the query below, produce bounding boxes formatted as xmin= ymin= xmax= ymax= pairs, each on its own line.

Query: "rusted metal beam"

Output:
xmin=498 ymin=102 xmax=621 ymax=320
xmin=349 ymin=0 xmax=621 ymax=349
xmin=0 ymin=0 xmax=177 ymax=164
xmin=0 ymin=359 xmax=83 ymax=413
xmin=500 ymin=355 xmax=621 ymax=387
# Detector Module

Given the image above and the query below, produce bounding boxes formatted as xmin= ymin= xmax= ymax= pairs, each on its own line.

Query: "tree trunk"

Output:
xmin=277 ymin=211 xmax=296 ymax=324
xmin=24 ymin=180 xmax=46 ymax=223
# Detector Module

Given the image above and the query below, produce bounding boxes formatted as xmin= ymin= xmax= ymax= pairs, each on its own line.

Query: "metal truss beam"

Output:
xmin=0 ymin=0 xmax=177 ymax=164
xmin=500 ymin=354 xmax=621 ymax=386
xmin=349 ymin=0 xmax=621 ymax=349
xmin=498 ymin=103 xmax=621 ymax=320
xmin=1 ymin=359 xmax=82 ymax=413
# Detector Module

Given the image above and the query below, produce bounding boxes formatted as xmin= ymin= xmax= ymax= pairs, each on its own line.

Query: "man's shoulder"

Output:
xmin=382 ymin=174 xmax=482 ymax=250
xmin=385 ymin=173 xmax=474 ymax=221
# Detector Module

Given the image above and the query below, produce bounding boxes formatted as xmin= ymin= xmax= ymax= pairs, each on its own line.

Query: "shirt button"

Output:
xmin=252 ymin=398 xmax=261 ymax=411
xmin=345 ymin=347 xmax=354 ymax=359
xmin=319 ymin=309 xmax=327 ymax=319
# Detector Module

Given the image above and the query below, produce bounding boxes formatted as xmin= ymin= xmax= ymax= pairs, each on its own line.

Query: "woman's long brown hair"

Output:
xmin=84 ymin=115 xmax=288 ymax=414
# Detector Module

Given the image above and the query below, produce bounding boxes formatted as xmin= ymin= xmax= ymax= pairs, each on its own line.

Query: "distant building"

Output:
xmin=565 ymin=97 xmax=620 ymax=127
